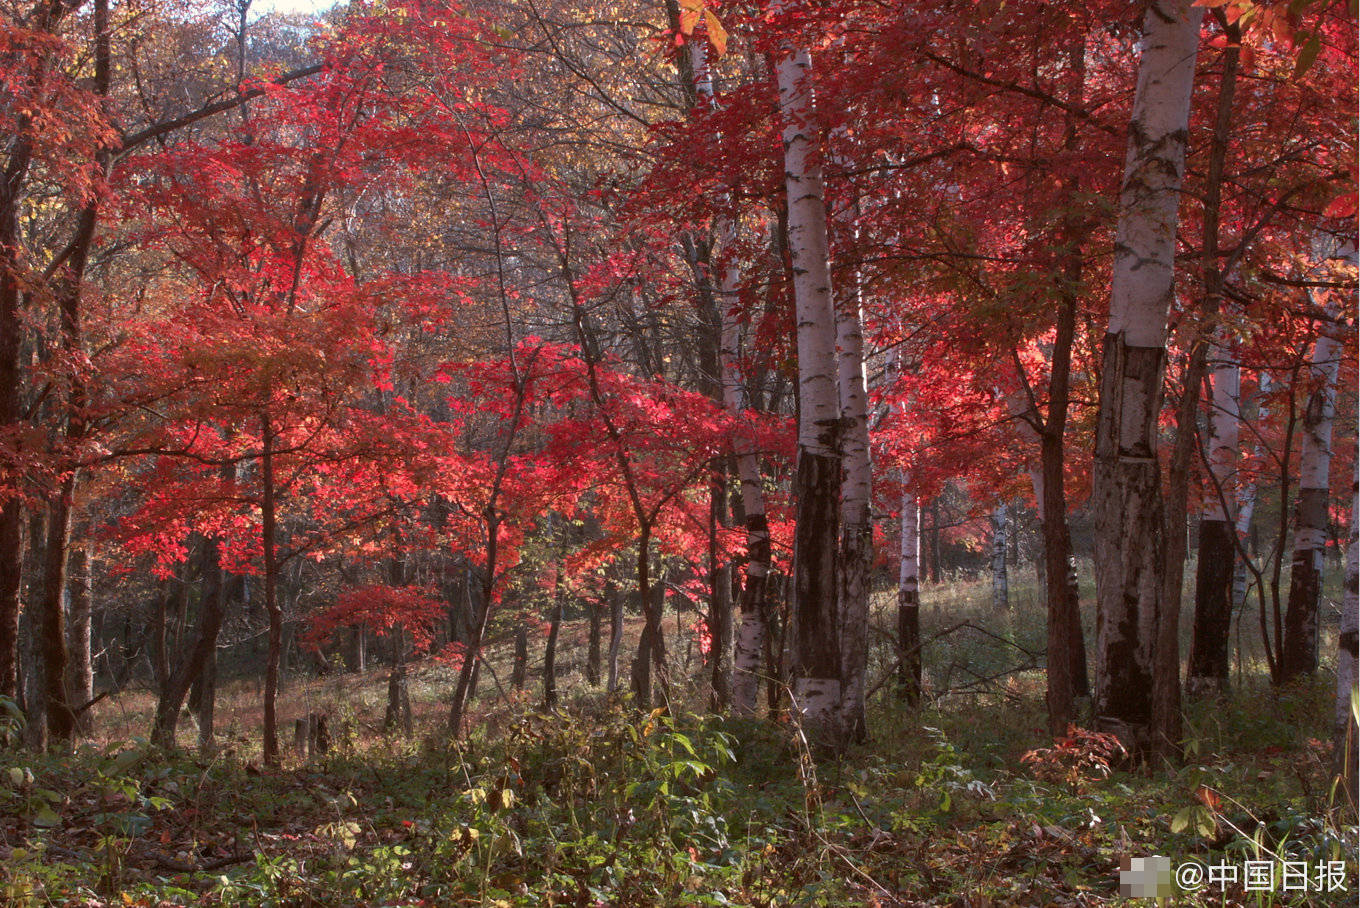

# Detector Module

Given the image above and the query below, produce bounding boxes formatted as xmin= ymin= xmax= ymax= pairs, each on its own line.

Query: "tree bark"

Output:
xmin=1184 ymin=25 xmax=1242 ymax=700
xmin=66 ymin=544 xmax=93 ymax=732
xmin=778 ymin=36 xmax=844 ymax=744
xmin=511 ymin=623 xmax=528 ymax=691
xmin=606 ymin=579 xmax=623 ymax=694
xmin=719 ymin=237 xmax=772 ymax=717
xmin=1335 ymin=461 xmax=1358 ymax=806
xmin=897 ymin=487 xmax=922 ymax=706
xmin=1188 ymin=348 xmax=1240 ymax=696
xmin=195 ymin=643 xmax=217 ymax=756
xmin=1090 ymin=0 xmax=1202 ymax=759
xmin=1282 ymin=262 xmax=1345 ymax=681
xmin=708 ymin=468 xmax=734 ymax=711
xmin=260 ymin=415 xmax=282 ymax=766
xmin=834 ymin=198 xmax=872 ymax=741
xmin=543 ymin=562 xmax=563 ymax=709
xmin=586 ymin=594 xmax=602 ymax=686
xmin=990 ymin=504 xmax=1009 ymax=611
xmin=38 ymin=485 xmax=77 ymax=744
xmin=151 ymin=538 xmax=227 ymax=750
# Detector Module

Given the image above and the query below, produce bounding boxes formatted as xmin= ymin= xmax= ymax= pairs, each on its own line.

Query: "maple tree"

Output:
xmin=0 ymin=0 xmax=1356 ymax=901
xmin=0 ymin=0 xmax=1350 ymax=813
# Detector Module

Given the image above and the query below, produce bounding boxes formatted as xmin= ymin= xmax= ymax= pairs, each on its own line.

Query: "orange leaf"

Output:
xmin=704 ymin=9 xmax=729 ymax=56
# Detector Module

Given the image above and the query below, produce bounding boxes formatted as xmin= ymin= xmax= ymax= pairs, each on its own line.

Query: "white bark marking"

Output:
xmin=1108 ymin=0 xmax=1204 ymax=348
xmin=1202 ymin=336 xmax=1240 ymax=523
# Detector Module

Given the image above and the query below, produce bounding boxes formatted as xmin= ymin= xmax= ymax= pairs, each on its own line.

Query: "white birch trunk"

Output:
xmin=991 ymin=504 xmax=1009 ymax=611
xmin=1203 ymin=345 xmax=1240 ymax=523
xmin=720 ymin=225 xmax=773 ymax=717
xmin=1336 ymin=460 xmax=1358 ymax=797
xmin=898 ymin=485 xmax=922 ymax=704
xmin=1283 ymin=240 xmax=1351 ymax=679
xmin=1232 ymin=374 xmax=1268 ymax=611
xmin=778 ymin=38 xmax=843 ymax=739
xmin=833 ymin=190 xmax=872 ymax=739
xmin=1091 ymin=0 xmax=1203 ymax=755
xmin=1187 ymin=336 xmax=1241 ymax=695
xmin=1027 ymin=469 xmax=1047 ymax=596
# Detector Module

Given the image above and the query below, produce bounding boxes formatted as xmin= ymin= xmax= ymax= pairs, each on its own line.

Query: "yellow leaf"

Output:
xmin=704 ymin=9 xmax=728 ymax=56
xmin=677 ymin=0 xmax=703 ymax=34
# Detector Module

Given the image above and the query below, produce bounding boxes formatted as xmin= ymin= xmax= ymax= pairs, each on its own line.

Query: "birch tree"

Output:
xmin=1336 ymin=461 xmax=1358 ymax=802
xmin=1090 ymin=0 xmax=1203 ymax=756
xmin=898 ymin=487 xmax=922 ymax=705
xmin=721 ymin=238 xmax=774 ymax=716
xmin=833 ymin=193 xmax=872 ymax=740
xmin=990 ymin=504 xmax=1009 ymax=611
xmin=1187 ymin=341 xmax=1240 ymax=696
xmin=777 ymin=36 xmax=844 ymax=742
xmin=1282 ymin=241 xmax=1350 ymax=681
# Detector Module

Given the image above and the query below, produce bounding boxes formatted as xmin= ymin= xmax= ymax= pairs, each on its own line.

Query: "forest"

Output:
xmin=0 ymin=0 xmax=1357 ymax=903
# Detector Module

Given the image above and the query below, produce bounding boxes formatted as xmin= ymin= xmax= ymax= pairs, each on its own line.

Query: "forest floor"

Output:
xmin=1 ymin=572 xmax=1356 ymax=906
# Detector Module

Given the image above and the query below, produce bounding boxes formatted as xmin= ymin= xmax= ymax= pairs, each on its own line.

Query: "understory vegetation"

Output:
xmin=2 ymin=576 xmax=1354 ymax=907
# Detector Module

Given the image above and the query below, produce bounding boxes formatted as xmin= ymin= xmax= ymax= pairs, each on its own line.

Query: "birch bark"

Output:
xmin=1282 ymin=243 xmax=1349 ymax=680
xmin=1188 ymin=341 xmax=1239 ymax=696
xmin=833 ymin=194 xmax=872 ymax=741
xmin=1335 ymin=461 xmax=1358 ymax=800
xmin=1091 ymin=0 xmax=1203 ymax=756
xmin=897 ymin=487 xmax=922 ymax=705
xmin=777 ymin=39 xmax=843 ymax=742
xmin=991 ymin=505 xmax=1009 ymax=611
xmin=721 ymin=244 xmax=773 ymax=716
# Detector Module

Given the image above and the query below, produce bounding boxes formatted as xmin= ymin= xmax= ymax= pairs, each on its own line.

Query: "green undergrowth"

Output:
xmin=2 ymin=677 xmax=1356 ymax=907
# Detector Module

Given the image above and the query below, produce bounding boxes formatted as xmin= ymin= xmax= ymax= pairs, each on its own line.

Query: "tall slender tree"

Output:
xmin=1282 ymin=243 xmax=1349 ymax=681
xmin=777 ymin=31 xmax=844 ymax=742
xmin=1090 ymin=0 xmax=1203 ymax=757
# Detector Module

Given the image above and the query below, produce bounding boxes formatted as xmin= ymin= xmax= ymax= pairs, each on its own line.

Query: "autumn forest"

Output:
xmin=0 ymin=0 xmax=1357 ymax=903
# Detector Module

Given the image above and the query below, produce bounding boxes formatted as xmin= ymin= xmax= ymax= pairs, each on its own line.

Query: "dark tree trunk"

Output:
xmin=39 ymin=485 xmax=77 ymax=744
xmin=631 ymin=529 xmax=667 ymax=707
xmin=1187 ymin=518 xmax=1236 ymax=695
xmin=151 ymin=540 xmax=227 ymax=750
xmin=195 ymin=644 xmax=217 ymax=756
xmin=384 ymin=661 xmax=412 ymax=738
xmin=790 ymin=450 xmax=842 ymax=741
xmin=543 ymin=583 xmax=563 ymax=710
xmin=1040 ymin=290 xmax=1088 ymax=734
xmin=897 ymin=587 xmax=921 ymax=706
xmin=0 ymin=74 xmax=35 ymax=710
xmin=606 ymin=580 xmax=622 ymax=693
xmin=586 ymin=596 xmax=602 ymax=686
xmin=1156 ymin=342 xmax=1211 ymax=761
xmin=0 ymin=503 xmax=20 ymax=702
xmin=449 ymin=517 xmax=499 ymax=737
xmin=511 ymin=624 xmax=528 ymax=691
xmin=66 ymin=545 xmax=93 ymax=732
xmin=260 ymin=415 xmax=282 ymax=766
xmin=36 ymin=0 xmax=108 ymax=749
